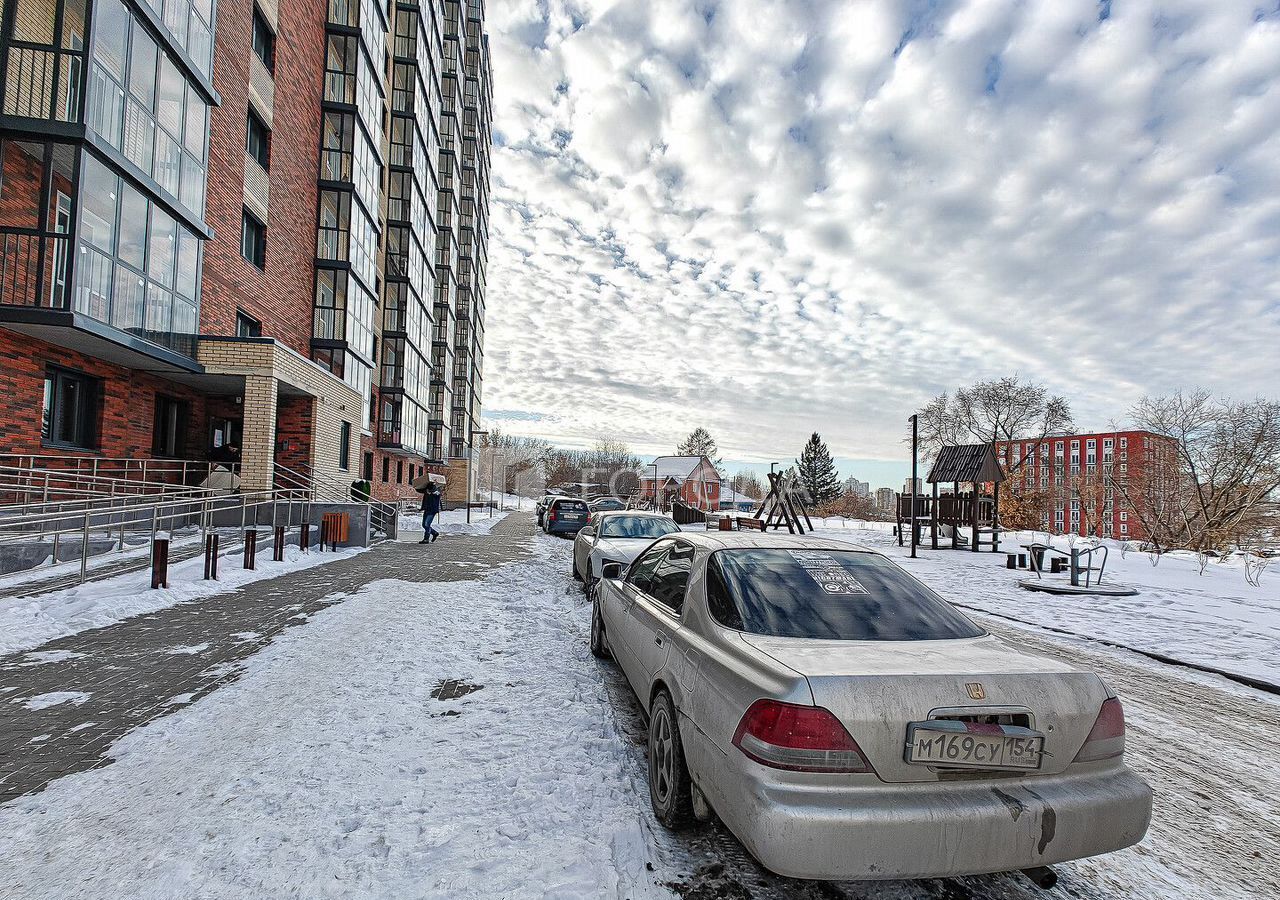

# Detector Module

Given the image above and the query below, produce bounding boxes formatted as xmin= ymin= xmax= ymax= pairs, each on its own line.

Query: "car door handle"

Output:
xmin=654 ymin=635 xmax=664 ymax=646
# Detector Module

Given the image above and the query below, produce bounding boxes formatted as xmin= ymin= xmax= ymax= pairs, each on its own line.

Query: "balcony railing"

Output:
xmin=0 ymin=228 xmax=71 ymax=310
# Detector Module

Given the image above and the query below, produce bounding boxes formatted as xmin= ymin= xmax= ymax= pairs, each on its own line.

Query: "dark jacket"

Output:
xmin=421 ymin=489 xmax=442 ymax=515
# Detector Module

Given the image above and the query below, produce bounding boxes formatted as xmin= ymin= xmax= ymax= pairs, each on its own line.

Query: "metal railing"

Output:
xmin=0 ymin=455 xmax=239 ymax=491
xmin=273 ymin=463 xmax=397 ymax=539
xmin=0 ymin=489 xmax=315 ymax=597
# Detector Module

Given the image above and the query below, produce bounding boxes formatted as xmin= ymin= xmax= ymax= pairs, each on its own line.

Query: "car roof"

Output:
xmin=663 ymin=531 xmax=875 ymax=552
xmin=595 ymin=510 xmax=669 ymax=520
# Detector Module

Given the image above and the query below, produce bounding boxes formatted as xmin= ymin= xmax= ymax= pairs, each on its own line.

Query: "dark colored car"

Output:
xmin=544 ymin=497 xmax=590 ymax=535
xmin=590 ymin=497 xmax=627 ymax=513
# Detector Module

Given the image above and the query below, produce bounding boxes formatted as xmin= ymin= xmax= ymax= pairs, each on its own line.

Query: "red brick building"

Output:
xmin=640 ymin=456 xmax=723 ymax=511
xmin=0 ymin=0 xmax=492 ymax=503
xmin=995 ymin=430 xmax=1177 ymax=540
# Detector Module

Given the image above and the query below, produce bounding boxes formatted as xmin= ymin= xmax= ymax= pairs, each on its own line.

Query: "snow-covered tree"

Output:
xmin=676 ymin=427 xmax=721 ymax=467
xmin=796 ymin=432 xmax=842 ymax=505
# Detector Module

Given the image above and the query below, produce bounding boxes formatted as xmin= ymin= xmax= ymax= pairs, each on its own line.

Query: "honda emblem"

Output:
xmin=966 ymin=682 xmax=986 ymax=700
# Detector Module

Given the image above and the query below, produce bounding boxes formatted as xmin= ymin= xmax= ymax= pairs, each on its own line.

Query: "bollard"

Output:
xmin=151 ymin=537 xmax=170 ymax=589
xmin=273 ymin=525 xmax=285 ymax=561
xmin=204 ymin=533 xmax=220 ymax=580
xmin=320 ymin=519 xmax=329 ymax=552
xmin=244 ymin=529 xmax=257 ymax=570
xmin=300 ymin=522 xmax=310 ymax=551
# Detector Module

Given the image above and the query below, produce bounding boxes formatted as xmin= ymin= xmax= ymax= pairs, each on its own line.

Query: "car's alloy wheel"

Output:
xmin=648 ymin=691 xmax=694 ymax=829
xmin=590 ymin=597 xmax=609 ymax=659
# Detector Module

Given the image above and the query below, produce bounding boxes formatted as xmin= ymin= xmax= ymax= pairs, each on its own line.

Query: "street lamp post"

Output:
xmin=909 ymin=414 xmax=919 ymax=559
xmin=467 ymin=429 xmax=489 ymax=525
xmin=649 ymin=462 xmax=659 ymax=511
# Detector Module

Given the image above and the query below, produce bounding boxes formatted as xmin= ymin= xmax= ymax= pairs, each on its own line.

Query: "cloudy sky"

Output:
xmin=480 ymin=0 xmax=1280 ymax=481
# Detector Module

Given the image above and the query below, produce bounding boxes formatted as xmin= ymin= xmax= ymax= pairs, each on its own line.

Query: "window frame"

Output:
xmin=240 ymin=207 xmax=265 ymax=268
xmin=251 ymin=6 xmax=275 ymax=73
xmin=41 ymin=365 xmax=101 ymax=450
xmin=338 ymin=421 xmax=351 ymax=471
xmin=151 ymin=393 xmax=189 ymax=457
xmin=235 ymin=310 xmax=262 ymax=337
xmin=246 ymin=108 xmax=271 ymax=170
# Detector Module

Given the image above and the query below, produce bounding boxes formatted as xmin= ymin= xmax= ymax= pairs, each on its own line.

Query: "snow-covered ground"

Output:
xmin=398 ymin=507 xmax=512 ymax=536
xmin=2 ymin=523 xmax=1275 ymax=899
xmin=0 ymin=543 xmax=365 ymax=660
xmin=803 ymin=521 xmax=1280 ymax=688
xmin=0 ymin=540 xmax=672 ymax=899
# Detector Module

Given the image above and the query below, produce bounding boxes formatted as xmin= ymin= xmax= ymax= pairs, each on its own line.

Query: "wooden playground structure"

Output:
xmin=897 ymin=444 xmax=1005 ymax=553
xmin=753 ymin=471 xmax=814 ymax=534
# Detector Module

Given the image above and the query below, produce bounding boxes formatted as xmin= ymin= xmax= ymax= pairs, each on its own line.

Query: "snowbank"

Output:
xmin=809 ymin=525 xmax=1280 ymax=688
xmin=0 ymin=544 xmax=365 ymax=660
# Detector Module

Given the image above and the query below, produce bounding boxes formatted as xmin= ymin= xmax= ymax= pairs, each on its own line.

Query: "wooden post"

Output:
xmin=244 ymin=529 xmax=257 ymax=569
xmin=273 ymin=525 xmax=285 ymax=561
xmin=970 ymin=487 xmax=980 ymax=553
xmin=151 ymin=537 xmax=169 ymax=589
xmin=931 ymin=482 xmax=939 ymax=550
xmin=952 ymin=482 xmax=960 ymax=549
xmin=204 ymin=533 xmax=219 ymax=580
xmin=992 ymin=482 xmax=1001 ymax=553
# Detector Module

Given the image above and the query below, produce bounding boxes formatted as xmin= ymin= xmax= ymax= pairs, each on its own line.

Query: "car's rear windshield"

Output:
xmin=708 ymin=549 xmax=985 ymax=641
xmin=599 ymin=516 xmax=679 ymax=539
xmin=556 ymin=500 xmax=588 ymax=512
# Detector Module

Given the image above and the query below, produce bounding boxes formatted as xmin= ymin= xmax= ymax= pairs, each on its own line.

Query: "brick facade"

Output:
xmin=995 ymin=430 xmax=1177 ymax=540
xmin=0 ymin=330 xmax=207 ymax=460
xmin=199 ymin=0 xmax=325 ymax=356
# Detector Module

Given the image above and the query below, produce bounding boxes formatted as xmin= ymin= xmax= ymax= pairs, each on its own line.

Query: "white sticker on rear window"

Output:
xmin=785 ymin=550 xmax=870 ymax=595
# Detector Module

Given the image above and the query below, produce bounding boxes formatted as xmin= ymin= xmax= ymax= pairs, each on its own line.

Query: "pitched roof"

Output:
xmin=649 ymin=455 xmax=716 ymax=479
xmin=925 ymin=444 xmax=1006 ymax=485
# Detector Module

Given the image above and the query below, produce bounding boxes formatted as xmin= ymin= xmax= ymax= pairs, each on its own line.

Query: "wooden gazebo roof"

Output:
xmin=926 ymin=444 xmax=1005 ymax=485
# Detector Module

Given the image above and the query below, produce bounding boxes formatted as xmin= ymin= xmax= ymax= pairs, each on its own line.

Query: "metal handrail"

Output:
xmin=273 ymin=463 xmax=397 ymax=537
xmin=0 ymin=478 xmax=226 ymax=521
xmin=1026 ymin=541 xmax=1109 ymax=587
xmin=0 ymin=454 xmax=240 ymax=490
xmin=0 ymin=488 xmax=314 ymax=594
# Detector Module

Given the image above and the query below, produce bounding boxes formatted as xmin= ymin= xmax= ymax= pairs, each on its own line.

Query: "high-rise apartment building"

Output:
xmin=0 ymin=0 xmax=492 ymax=502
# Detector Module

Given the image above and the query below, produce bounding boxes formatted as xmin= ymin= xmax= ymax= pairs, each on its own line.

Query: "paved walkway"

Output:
xmin=0 ymin=512 xmax=536 ymax=805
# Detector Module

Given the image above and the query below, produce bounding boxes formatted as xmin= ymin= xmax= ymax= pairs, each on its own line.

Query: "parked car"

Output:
xmin=590 ymin=532 xmax=1152 ymax=882
xmin=543 ymin=497 xmax=591 ymax=536
xmin=572 ymin=511 xmax=680 ymax=588
xmin=589 ymin=496 xmax=627 ymax=513
xmin=536 ymin=494 xmax=563 ymax=528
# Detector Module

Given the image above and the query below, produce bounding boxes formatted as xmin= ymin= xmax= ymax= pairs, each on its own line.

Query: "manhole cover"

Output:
xmin=431 ymin=679 xmax=483 ymax=701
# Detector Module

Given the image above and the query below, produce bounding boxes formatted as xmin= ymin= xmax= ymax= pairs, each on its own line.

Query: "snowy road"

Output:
xmin=1 ymin=521 xmax=1276 ymax=898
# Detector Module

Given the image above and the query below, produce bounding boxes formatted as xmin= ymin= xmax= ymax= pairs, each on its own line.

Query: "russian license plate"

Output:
xmin=906 ymin=722 xmax=1044 ymax=771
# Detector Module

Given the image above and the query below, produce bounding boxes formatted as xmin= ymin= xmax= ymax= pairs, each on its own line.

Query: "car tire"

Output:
xmin=590 ymin=595 xmax=609 ymax=659
xmin=648 ymin=691 xmax=695 ymax=830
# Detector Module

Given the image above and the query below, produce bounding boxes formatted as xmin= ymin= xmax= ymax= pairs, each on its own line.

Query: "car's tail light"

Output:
xmin=732 ymin=699 xmax=875 ymax=774
xmin=1074 ymin=698 xmax=1126 ymax=762
xmin=548 ymin=509 xmax=557 ymax=522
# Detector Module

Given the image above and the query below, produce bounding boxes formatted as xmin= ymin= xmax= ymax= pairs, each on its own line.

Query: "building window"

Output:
xmin=152 ymin=395 xmax=189 ymax=457
xmin=252 ymin=7 xmax=275 ymax=73
xmin=362 ymin=451 xmax=374 ymax=482
xmin=241 ymin=209 xmax=266 ymax=268
xmin=338 ymin=421 xmax=351 ymax=470
xmin=42 ymin=367 xmax=100 ymax=449
xmin=246 ymin=110 xmax=271 ymax=170
xmin=382 ymin=456 xmax=390 ymax=482
xmin=236 ymin=311 xmax=262 ymax=337
xmin=396 ymin=460 xmax=404 ymax=483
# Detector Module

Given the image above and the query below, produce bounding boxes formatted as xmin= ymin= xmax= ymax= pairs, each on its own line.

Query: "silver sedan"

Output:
xmin=571 ymin=511 xmax=680 ymax=589
xmin=590 ymin=532 xmax=1152 ymax=882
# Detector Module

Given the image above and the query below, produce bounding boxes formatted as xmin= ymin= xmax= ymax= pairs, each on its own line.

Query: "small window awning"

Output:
xmin=926 ymin=444 xmax=1006 ymax=485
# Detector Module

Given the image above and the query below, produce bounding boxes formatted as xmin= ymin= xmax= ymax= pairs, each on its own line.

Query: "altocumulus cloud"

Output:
xmin=482 ymin=0 xmax=1280 ymax=461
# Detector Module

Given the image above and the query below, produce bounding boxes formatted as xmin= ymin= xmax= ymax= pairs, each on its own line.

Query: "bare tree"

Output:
xmin=730 ymin=470 xmax=764 ymax=499
xmin=1115 ymin=390 xmax=1280 ymax=553
xmin=915 ymin=376 xmax=1074 ymax=475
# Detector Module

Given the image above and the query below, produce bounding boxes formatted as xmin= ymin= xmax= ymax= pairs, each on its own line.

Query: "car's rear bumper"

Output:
xmin=546 ymin=522 xmax=584 ymax=534
xmin=718 ymin=764 xmax=1152 ymax=880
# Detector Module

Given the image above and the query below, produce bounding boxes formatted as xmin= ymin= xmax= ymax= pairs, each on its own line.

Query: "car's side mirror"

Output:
xmin=601 ymin=562 xmax=624 ymax=580
xmin=579 ymin=526 xmax=594 ymax=538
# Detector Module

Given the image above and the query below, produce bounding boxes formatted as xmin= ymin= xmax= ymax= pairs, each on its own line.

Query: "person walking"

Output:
xmin=420 ymin=482 xmax=442 ymax=544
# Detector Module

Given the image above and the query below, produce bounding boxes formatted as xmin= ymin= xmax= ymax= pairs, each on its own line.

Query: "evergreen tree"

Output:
xmin=796 ymin=432 xmax=842 ymax=505
xmin=676 ymin=427 xmax=721 ymax=467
